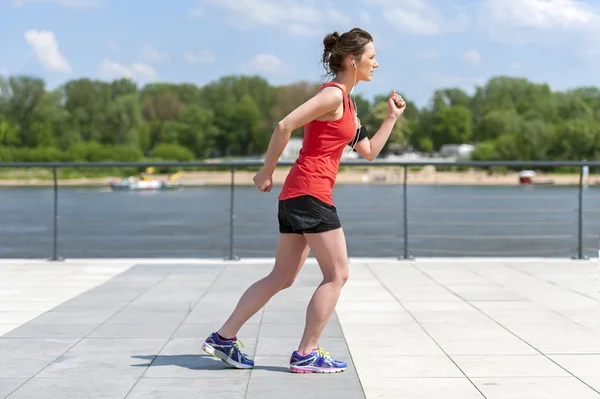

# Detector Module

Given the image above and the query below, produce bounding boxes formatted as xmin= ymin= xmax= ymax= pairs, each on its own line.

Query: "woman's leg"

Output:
xmin=217 ymin=232 xmax=310 ymax=339
xmin=297 ymin=227 xmax=349 ymax=354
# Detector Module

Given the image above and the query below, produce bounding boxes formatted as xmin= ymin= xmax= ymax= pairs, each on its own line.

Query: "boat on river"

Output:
xmin=108 ymin=168 xmax=183 ymax=191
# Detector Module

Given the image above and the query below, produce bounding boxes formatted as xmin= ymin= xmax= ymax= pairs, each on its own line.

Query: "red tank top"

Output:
xmin=278 ymin=82 xmax=356 ymax=206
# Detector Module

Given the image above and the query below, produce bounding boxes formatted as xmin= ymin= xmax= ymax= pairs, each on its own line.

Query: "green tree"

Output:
xmin=431 ymin=105 xmax=472 ymax=149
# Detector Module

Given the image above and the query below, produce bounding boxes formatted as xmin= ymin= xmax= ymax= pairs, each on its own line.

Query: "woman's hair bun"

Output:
xmin=323 ymin=32 xmax=339 ymax=52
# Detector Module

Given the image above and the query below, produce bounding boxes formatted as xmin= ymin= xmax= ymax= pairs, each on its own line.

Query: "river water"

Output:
xmin=1 ymin=183 xmax=599 ymax=259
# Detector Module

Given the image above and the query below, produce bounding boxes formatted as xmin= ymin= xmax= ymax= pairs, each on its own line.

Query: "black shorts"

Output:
xmin=278 ymin=195 xmax=341 ymax=234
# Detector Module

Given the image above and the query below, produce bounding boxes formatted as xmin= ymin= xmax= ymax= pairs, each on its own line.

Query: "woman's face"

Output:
xmin=355 ymin=42 xmax=378 ymax=82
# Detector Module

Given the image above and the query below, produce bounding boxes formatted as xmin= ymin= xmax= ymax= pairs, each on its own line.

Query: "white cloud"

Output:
xmin=190 ymin=0 xmax=350 ymax=37
xmin=245 ymin=54 xmax=284 ymax=75
xmin=463 ymin=49 xmax=482 ymax=66
xmin=13 ymin=0 xmax=103 ymax=8
xmin=510 ymin=61 xmax=521 ymax=69
xmin=184 ymin=50 xmax=216 ymax=65
xmin=367 ymin=0 xmax=467 ymax=36
xmin=426 ymin=72 xmax=487 ymax=93
xmin=24 ymin=30 xmax=71 ymax=74
xmin=479 ymin=0 xmax=600 ymax=47
xmin=139 ymin=44 xmax=169 ymax=63
xmin=97 ymin=59 xmax=158 ymax=81
xmin=130 ymin=63 xmax=157 ymax=79
xmin=416 ymin=49 xmax=438 ymax=59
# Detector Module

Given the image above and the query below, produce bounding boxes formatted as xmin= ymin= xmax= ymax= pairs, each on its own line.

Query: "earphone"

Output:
xmin=346 ymin=59 xmax=361 ymax=158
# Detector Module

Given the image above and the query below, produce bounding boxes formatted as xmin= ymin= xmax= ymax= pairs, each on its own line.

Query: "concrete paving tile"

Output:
xmin=20 ymin=310 xmax=117 ymax=325
xmin=0 ymin=338 xmax=78 ymax=377
xmin=0 ymin=324 xmax=19 ymax=336
xmin=471 ymin=377 xmax=600 ymax=399
xmin=5 ymin=259 xmax=599 ymax=398
xmin=260 ymin=310 xmax=312 ymax=324
xmin=342 ymin=323 xmax=429 ymax=339
xmin=172 ymin=322 xmax=259 ymax=339
xmin=36 ymin=352 xmax=153 ymax=378
xmin=360 ymin=377 xmax=485 ymax=399
xmin=142 ymin=352 xmax=253 ymax=378
xmin=409 ymin=310 xmax=492 ymax=324
xmin=521 ymin=331 xmax=600 ymax=354
xmin=125 ymin=377 xmax=247 ymax=399
xmin=245 ymin=374 xmax=365 ymax=399
xmin=258 ymin=322 xmax=343 ymax=339
xmin=351 ymin=354 xmax=464 ymax=378
xmin=432 ymin=334 xmax=539 ymax=355
xmin=484 ymin=309 xmax=579 ymax=323
xmin=338 ymin=288 xmax=396 ymax=302
xmin=385 ymin=289 xmax=462 ymax=302
xmin=255 ymin=337 xmax=349 ymax=358
xmin=142 ymin=338 xmax=255 ymax=378
xmin=0 ymin=337 xmax=76 ymax=356
xmin=400 ymin=300 xmax=475 ymax=312
xmin=1 ymin=322 xmax=98 ymax=339
xmin=56 ymin=338 xmax=168 ymax=357
xmin=583 ymin=377 xmax=600 ymax=392
xmin=345 ymin=336 xmax=445 ymax=356
xmin=0 ymin=378 xmax=28 ymax=399
xmin=451 ymin=355 xmax=572 ymax=378
xmin=107 ymin=309 xmax=189 ymax=324
xmin=88 ymin=322 xmax=180 ymax=339
xmin=0 ymin=357 xmax=56 ymax=378
xmin=547 ymin=354 xmax=600 ymax=377
xmin=0 ymin=302 xmax=62 ymax=312
xmin=183 ymin=309 xmax=262 ymax=324
xmin=335 ymin=301 xmax=405 ymax=312
xmin=336 ymin=310 xmax=415 ymax=325
xmin=469 ymin=300 xmax=546 ymax=311
xmin=5 ymin=377 xmax=138 ymax=399
xmin=0 ymin=312 xmax=44 ymax=324
xmin=263 ymin=301 xmax=311 ymax=311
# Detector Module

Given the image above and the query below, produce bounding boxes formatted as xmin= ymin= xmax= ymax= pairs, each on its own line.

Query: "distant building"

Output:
xmin=279 ymin=137 xmax=360 ymax=161
xmin=439 ymin=144 xmax=475 ymax=159
xmin=280 ymin=137 xmax=303 ymax=160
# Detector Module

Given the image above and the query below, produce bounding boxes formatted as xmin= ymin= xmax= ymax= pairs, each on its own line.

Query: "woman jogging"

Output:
xmin=202 ymin=27 xmax=406 ymax=373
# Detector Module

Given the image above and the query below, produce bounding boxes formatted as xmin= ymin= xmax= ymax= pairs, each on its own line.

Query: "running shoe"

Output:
xmin=202 ymin=332 xmax=254 ymax=369
xmin=289 ymin=346 xmax=347 ymax=373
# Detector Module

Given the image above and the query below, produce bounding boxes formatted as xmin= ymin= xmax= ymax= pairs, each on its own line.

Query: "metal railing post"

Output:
xmin=50 ymin=167 xmax=62 ymax=261
xmin=577 ymin=165 xmax=584 ymax=259
xmin=400 ymin=166 xmax=411 ymax=260
xmin=226 ymin=167 xmax=238 ymax=260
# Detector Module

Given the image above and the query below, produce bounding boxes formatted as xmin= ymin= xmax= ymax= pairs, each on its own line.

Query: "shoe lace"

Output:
xmin=232 ymin=339 xmax=248 ymax=358
xmin=316 ymin=347 xmax=332 ymax=360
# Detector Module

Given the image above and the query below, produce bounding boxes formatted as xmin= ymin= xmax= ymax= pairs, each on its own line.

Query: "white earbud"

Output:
xmin=346 ymin=59 xmax=361 ymax=158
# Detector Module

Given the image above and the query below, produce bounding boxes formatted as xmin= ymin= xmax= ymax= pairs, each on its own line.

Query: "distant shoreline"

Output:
xmin=0 ymin=166 xmax=595 ymax=187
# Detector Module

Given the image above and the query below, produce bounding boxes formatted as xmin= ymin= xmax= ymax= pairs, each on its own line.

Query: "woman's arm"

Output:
xmin=253 ymin=87 xmax=344 ymax=192
xmin=353 ymin=90 xmax=406 ymax=161
xmin=353 ymin=114 xmax=399 ymax=161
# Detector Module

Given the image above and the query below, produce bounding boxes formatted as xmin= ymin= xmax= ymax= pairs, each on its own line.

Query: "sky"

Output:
xmin=1 ymin=0 xmax=600 ymax=108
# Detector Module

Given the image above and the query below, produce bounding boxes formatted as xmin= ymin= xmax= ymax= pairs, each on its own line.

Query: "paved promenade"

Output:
xmin=1 ymin=257 xmax=599 ymax=398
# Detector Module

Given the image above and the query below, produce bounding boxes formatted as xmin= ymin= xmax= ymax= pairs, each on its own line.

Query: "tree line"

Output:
xmin=1 ymin=74 xmax=599 ymax=164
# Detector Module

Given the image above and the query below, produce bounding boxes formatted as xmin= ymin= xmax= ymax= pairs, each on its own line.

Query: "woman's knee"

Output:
xmin=267 ymin=270 xmax=296 ymax=291
xmin=323 ymin=260 xmax=349 ymax=286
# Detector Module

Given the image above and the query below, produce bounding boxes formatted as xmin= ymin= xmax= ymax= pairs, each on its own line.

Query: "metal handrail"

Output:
xmin=1 ymin=160 xmax=600 ymax=167
xmin=0 ymin=160 xmax=594 ymax=261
